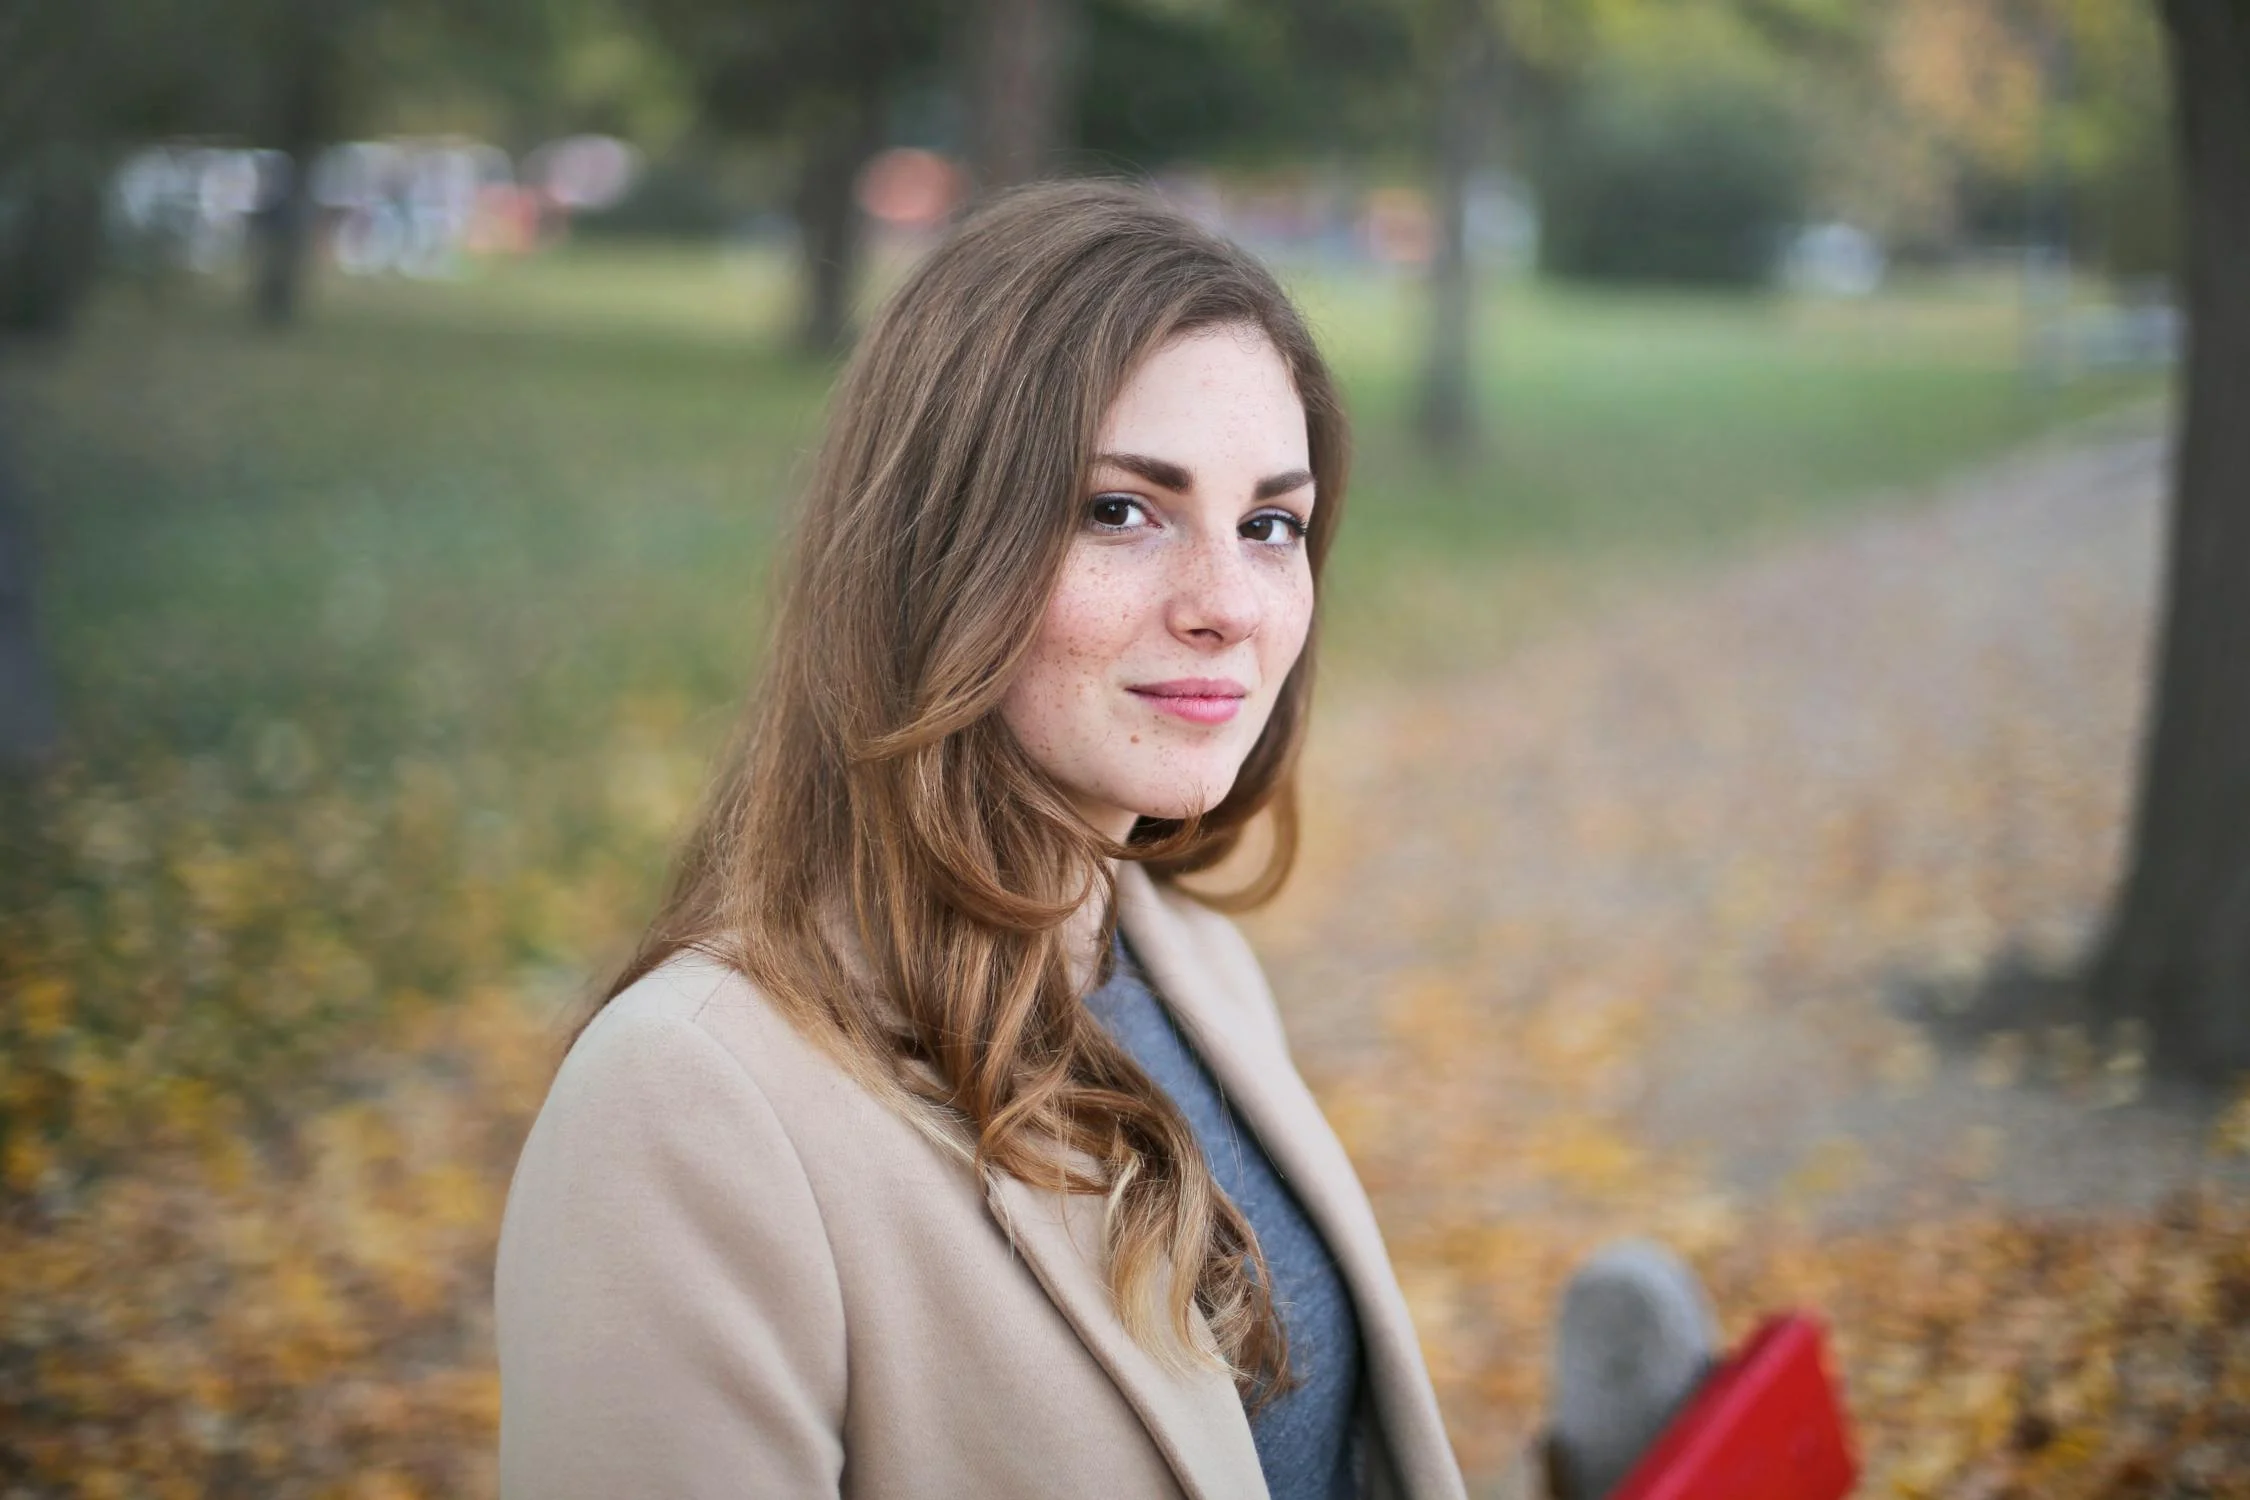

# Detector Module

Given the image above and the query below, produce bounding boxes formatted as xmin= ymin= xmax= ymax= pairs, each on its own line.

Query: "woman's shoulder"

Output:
xmin=576 ymin=948 xmax=789 ymax=1067
xmin=494 ymin=952 xmax=853 ymax=1461
xmin=548 ymin=950 xmax=858 ymax=1141
xmin=555 ymin=948 xmax=951 ymax=1168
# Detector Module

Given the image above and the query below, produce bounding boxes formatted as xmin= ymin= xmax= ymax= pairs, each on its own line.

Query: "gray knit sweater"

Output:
xmin=1083 ymin=932 xmax=1365 ymax=1500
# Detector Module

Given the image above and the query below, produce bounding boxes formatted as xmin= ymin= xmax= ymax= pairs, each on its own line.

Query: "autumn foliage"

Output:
xmin=0 ymin=269 xmax=2226 ymax=1495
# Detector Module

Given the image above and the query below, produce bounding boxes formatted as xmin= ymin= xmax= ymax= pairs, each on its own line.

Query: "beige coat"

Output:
xmin=495 ymin=861 xmax=1469 ymax=1499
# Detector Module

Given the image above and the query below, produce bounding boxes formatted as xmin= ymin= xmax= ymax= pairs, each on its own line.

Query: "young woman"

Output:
xmin=494 ymin=180 xmax=1469 ymax=1500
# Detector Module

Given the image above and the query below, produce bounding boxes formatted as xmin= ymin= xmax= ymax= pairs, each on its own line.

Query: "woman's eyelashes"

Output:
xmin=1088 ymin=493 xmax=1155 ymax=532
xmin=1241 ymin=508 xmax=1309 ymax=546
xmin=1085 ymin=493 xmax=1309 ymax=547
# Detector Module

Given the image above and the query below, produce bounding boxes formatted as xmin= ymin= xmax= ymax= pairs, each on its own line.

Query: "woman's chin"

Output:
xmin=1117 ymin=774 xmax=1241 ymax=827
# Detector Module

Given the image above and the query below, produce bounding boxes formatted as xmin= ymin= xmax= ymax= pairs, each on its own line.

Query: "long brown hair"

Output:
xmin=595 ymin=180 xmax=1348 ymax=1400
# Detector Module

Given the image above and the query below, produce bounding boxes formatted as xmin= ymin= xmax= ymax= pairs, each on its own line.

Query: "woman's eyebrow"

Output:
xmin=1095 ymin=452 xmax=1193 ymax=491
xmin=1253 ymin=468 xmax=1314 ymax=502
xmin=1095 ymin=451 xmax=1314 ymax=503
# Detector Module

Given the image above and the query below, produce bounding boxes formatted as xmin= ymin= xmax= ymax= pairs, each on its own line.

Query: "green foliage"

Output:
xmin=1074 ymin=0 xmax=1283 ymax=168
xmin=635 ymin=0 xmax=952 ymax=141
xmin=2070 ymin=110 xmax=2176 ymax=280
xmin=1534 ymin=30 xmax=1812 ymax=288
xmin=2062 ymin=0 xmax=2177 ymax=280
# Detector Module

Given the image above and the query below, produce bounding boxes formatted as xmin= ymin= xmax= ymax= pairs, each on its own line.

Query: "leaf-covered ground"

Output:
xmin=0 ymin=262 xmax=2219 ymax=1495
xmin=1250 ymin=424 xmax=2250 ymax=1495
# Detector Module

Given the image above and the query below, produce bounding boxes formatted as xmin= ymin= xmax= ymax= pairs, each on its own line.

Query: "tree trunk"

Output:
xmin=1415 ymin=15 xmax=1488 ymax=456
xmin=793 ymin=89 xmax=887 ymax=356
xmin=0 ymin=408 xmax=57 ymax=770
xmin=0 ymin=143 xmax=103 ymax=338
xmin=969 ymin=0 xmax=1075 ymax=194
xmin=252 ymin=1 xmax=345 ymax=327
xmin=2087 ymin=0 xmax=2250 ymax=1082
xmin=253 ymin=157 xmax=315 ymax=327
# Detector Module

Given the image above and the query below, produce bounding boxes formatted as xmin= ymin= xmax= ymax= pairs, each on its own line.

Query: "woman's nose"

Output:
xmin=1166 ymin=532 xmax=1261 ymax=646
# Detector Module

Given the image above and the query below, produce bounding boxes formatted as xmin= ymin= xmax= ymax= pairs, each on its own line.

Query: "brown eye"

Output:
xmin=1089 ymin=495 xmax=1150 ymax=531
xmin=1241 ymin=509 xmax=1308 ymax=546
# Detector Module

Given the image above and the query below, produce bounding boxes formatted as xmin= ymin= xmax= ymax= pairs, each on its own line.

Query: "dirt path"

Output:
xmin=1237 ymin=415 xmax=2250 ymax=1484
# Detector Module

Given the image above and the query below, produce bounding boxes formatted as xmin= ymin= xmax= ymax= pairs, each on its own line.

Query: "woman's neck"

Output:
xmin=1062 ymin=852 xmax=1123 ymax=994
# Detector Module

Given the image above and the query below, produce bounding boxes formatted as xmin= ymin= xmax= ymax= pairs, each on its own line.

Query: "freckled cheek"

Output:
xmin=1039 ymin=604 xmax=1132 ymax=682
xmin=1016 ymin=557 xmax=1154 ymax=725
xmin=1259 ymin=572 xmax=1316 ymax=681
xmin=1045 ymin=555 xmax=1163 ymax=667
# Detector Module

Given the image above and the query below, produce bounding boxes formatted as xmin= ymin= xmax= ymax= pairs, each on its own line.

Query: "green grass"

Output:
xmin=10 ymin=251 xmax=822 ymax=772
xmin=3 ymin=242 xmax=2162 ymax=780
xmin=1286 ymin=268 xmax=2164 ymax=670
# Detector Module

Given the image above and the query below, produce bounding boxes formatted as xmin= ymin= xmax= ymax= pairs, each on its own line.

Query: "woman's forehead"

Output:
xmin=1097 ymin=326 xmax=1309 ymax=474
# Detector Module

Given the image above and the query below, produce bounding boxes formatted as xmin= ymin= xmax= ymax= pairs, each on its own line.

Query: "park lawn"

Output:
xmin=0 ymin=239 xmax=2168 ymax=1493
xmin=1294 ymin=268 xmax=2166 ymax=670
xmin=0 ymin=239 xmax=2168 ymax=1040
xmin=8 ymin=240 xmax=2164 ymax=760
xmin=0 ymin=240 xmax=2167 ymax=1004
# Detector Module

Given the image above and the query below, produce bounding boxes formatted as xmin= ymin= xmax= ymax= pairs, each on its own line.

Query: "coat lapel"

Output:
xmin=983 ymin=1170 xmax=1268 ymax=1500
xmin=1115 ymin=863 xmax=1465 ymax=1500
xmin=974 ymin=862 xmax=1462 ymax=1500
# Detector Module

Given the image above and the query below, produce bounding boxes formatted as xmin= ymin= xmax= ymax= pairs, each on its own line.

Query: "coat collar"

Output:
xmin=981 ymin=862 xmax=1462 ymax=1500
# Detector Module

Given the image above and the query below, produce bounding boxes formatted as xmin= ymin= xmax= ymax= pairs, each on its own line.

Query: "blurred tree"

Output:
xmin=2057 ymin=0 xmax=2176 ymax=278
xmin=0 ymin=0 xmax=227 ymax=759
xmin=1072 ymin=0 xmax=1282 ymax=166
xmin=969 ymin=0 xmax=1077 ymax=192
xmin=1864 ymin=0 xmax=2171 ymax=267
xmin=366 ymin=0 xmax=693 ymax=149
xmin=0 ymin=0 xmax=212 ymax=337
xmin=1534 ymin=23 xmax=1810 ymax=287
xmin=640 ymin=0 xmax=947 ymax=354
xmin=1399 ymin=0 xmax=1858 ymax=452
xmin=1415 ymin=0 xmax=1498 ymax=454
xmin=1265 ymin=0 xmax=1518 ymax=458
xmin=1 ymin=0 xmax=589 ymax=330
xmin=1244 ymin=0 xmax=1874 ymax=454
xmin=242 ymin=0 xmax=578 ymax=324
xmin=248 ymin=0 xmax=357 ymax=325
xmin=2089 ymin=0 xmax=2250 ymax=1082
xmin=0 ymin=142 xmax=107 ymax=339
xmin=0 ymin=419 xmax=54 ymax=769
xmin=1093 ymin=0 xmax=1416 ymax=168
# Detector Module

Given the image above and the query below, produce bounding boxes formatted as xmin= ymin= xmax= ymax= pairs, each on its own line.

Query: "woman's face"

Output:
xmin=1001 ymin=323 xmax=1316 ymax=841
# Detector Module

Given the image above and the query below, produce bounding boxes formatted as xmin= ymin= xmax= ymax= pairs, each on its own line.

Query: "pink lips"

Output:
xmin=1127 ymin=677 xmax=1249 ymax=726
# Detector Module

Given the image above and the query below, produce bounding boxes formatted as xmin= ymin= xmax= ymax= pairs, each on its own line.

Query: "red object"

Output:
xmin=1608 ymin=1312 xmax=1858 ymax=1500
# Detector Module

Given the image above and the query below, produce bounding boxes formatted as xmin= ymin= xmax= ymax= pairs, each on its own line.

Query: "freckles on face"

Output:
xmin=1000 ymin=323 xmax=1317 ymax=840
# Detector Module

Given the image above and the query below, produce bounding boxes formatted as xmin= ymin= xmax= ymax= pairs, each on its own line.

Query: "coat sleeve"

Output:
xmin=495 ymin=995 xmax=848 ymax=1498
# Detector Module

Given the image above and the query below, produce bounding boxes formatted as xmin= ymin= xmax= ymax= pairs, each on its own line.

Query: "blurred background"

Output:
xmin=4 ymin=0 xmax=2246 ymax=1494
